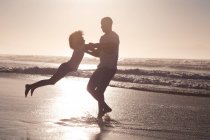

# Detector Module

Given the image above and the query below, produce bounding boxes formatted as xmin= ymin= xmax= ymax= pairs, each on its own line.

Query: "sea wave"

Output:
xmin=0 ymin=55 xmax=210 ymax=96
xmin=1 ymin=65 xmax=210 ymax=80
xmin=1 ymin=55 xmax=210 ymax=71
xmin=1 ymin=65 xmax=210 ymax=93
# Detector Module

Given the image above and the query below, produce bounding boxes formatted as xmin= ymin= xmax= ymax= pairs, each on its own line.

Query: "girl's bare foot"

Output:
xmin=25 ymin=84 xmax=30 ymax=98
xmin=31 ymin=88 xmax=35 ymax=96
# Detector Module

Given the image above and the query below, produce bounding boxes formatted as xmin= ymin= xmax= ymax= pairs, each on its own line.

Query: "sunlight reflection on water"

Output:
xmin=78 ymin=64 xmax=97 ymax=70
xmin=58 ymin=127 xmax=101 ymax=140
xmin=50 ymin=78 xmax=97 ymax=119
xmin=28 ymin=77 xmax=113 ymax=140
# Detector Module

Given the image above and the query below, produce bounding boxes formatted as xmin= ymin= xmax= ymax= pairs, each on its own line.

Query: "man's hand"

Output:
xmin=84 ymin=43 xmax=100 ymax=57
xmin=85 ymin=43 xmax=98 ymax=51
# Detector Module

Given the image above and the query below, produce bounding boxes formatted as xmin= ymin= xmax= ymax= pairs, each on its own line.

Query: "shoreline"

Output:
xmin=1 ymin=72 xmax=209 ymax=98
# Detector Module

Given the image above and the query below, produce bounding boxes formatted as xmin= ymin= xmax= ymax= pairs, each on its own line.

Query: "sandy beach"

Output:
xmin=0 ymin=73 xmax=210 ymax=140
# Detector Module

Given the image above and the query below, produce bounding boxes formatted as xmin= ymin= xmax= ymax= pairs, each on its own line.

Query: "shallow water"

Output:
xmin=0 ymin=73 xmax=210 ymax=139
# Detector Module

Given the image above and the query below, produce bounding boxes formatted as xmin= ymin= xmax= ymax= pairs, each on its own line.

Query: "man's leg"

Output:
xmin=87 ymin=68 xmax=103 ymax=101
xmin=87 ymin=68 xmax=116 ymax=118
xmin=94 ymin=68 xmax=116 ymax=118
xmin=87 ymin=68 xmax=107 ymax=118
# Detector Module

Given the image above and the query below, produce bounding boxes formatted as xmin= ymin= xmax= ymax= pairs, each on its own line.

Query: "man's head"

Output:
xmin=69 ymin=30 xmax=85 ymax=49
xmin=101 ymin=17 xmax=113 ymax=33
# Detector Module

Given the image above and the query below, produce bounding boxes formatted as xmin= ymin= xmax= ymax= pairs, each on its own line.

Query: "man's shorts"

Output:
xmin=88 ymin=67 xmax=117 ymax=93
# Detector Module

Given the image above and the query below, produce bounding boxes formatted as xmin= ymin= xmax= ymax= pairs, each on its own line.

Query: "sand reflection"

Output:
xmin=55 ymin=118 xmax=111 ymax=140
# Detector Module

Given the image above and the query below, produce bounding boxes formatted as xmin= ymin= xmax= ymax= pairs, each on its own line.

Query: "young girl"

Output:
xmin=25 ymin=31 xmax=86 ymax=97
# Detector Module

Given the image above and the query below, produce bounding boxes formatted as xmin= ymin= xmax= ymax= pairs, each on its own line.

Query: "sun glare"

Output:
xmin=51 ymin=78 xmax=96 ymax=118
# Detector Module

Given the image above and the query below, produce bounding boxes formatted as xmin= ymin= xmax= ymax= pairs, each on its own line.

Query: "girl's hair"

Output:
xmin=69 ymin=30 xmax=83 ymax=49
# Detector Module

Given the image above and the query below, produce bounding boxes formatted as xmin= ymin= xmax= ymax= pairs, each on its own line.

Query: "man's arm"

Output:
xmin=91 ymin=42 xmax=118 ymax=54
xmin=84 ymin=41 xmax=118 ymax=56
xmin=84 ymin=44 xmax=100 ymax=57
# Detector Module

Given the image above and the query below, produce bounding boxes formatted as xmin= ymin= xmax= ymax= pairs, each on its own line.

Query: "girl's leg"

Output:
xmin=25 ymin=78 xmax=54 ymax=97
xmin=25 ymin=62 xmax=71 ymax=97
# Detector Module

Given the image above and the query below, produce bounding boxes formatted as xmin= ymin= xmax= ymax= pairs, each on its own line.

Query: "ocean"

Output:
xmin=0 ymin=54 xmax=210 ymax=139
xmin=0 ymin=54 xmax=209 ymax=96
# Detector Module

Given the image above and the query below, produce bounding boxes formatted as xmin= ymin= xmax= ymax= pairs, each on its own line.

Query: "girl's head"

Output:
xmin=69 ymin=30 xmax=85 ymax=49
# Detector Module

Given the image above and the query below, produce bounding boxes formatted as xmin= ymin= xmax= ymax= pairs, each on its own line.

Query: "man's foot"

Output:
xmin=97 ymin=110 xmax=104 ymax=119
xmin=97 ymin=106 xmax=112 ymax=119
xmin=103 ymin=105 xmax=112 ymax=114
xmin=25 ymin=84 xmax=30 ymax=98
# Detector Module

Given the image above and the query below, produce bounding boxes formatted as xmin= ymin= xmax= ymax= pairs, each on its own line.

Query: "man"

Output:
xmin=86 ymin=17 xmax=120 ymax=119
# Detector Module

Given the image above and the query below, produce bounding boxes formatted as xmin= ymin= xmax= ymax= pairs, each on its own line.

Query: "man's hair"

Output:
xmin=101 ymin=17 xmax=113 ymax=25
xmin=69 ymin=30 xmax=83 ymax=49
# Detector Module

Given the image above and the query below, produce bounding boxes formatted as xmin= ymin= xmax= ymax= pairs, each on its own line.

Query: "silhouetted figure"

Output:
xmin=85 ymin=17 xmax=120 ymax=118
xmin=25 ymin=31 xmax=87 ymax=97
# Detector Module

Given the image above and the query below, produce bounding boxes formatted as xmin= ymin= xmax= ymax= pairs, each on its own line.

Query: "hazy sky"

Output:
xmin=0 ymin=0 xmax=210 ymax=59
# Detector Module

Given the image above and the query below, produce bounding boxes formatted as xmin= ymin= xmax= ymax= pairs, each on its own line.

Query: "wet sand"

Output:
xmin=0 ymin=73 xmax=210 ymax=140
